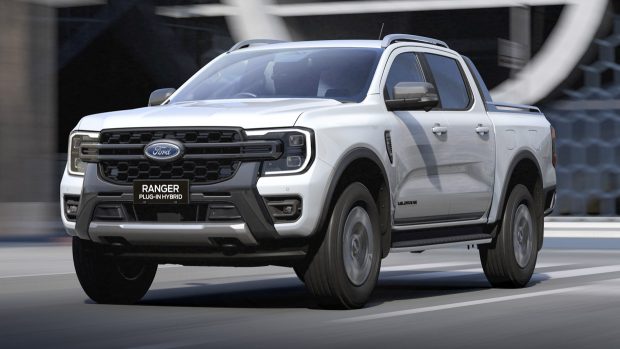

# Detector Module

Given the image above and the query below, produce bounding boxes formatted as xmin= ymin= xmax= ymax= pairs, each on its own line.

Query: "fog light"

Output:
xmin=64 ymin=195 xmax=80 ymax=221
xmin=264 ymin=197 xmax=302 ymax=222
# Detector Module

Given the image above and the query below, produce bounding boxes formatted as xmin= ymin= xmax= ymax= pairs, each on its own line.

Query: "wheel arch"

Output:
xmin=496 ymin=150 xmax=545 ymax=250
xmin=314 ymin=148 xmax=392 ymax=258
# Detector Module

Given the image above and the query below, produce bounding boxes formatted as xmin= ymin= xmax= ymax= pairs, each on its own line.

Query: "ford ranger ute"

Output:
xmin=61 ymin=34 xmax=557 ymax=309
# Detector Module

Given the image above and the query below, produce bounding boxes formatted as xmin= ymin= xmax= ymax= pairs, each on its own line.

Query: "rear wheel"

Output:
xmin=479 ymin=184 xmax=538 ymax=287
xmin=301 ymin=182 xmax=381 ymax=309
xmin=73 ymin=237 xmax=157 ymax=304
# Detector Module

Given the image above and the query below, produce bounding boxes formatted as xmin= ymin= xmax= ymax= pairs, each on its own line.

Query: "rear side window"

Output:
xmin=384 ymin=53 xmax=426 ymax=99
xmin=424 ymin=53 xmax=471 ymax=110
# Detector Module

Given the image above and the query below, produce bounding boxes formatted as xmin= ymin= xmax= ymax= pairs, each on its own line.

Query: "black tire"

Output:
xmin=302 ymin=182 xmax=381 ymax=309
xmin=479 ymin=184 xmax=539 ymax=288
xmin=73 ymin=237 xmax=157 ymax=304
xmin=293 ymin=264 xmax=306 ymax=282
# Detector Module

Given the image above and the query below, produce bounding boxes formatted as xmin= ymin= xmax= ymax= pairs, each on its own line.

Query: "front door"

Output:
xmin=384 ymin=49 xmax=454 ymax=224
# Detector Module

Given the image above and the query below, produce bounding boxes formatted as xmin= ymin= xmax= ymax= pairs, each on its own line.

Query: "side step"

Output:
xmin=390 ymin=225 xmax=492 ymax=252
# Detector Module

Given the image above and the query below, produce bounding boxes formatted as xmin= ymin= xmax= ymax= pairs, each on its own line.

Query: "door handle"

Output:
xmin=475 ymin=125 xmax=489 ymax=135
xmin=432 ymin=125 xmax=448 ymax=135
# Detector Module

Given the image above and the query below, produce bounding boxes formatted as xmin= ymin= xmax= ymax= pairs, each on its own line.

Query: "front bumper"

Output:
xmin=60 ymin=158 xmax=333 ymax=246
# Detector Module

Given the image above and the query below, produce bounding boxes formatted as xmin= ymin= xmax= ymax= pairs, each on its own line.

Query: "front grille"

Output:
xmin=100 ymin=129 xmax=242 ymax=147
xmin=100 ymin=159 xmax=238 ymax=184
xmin=97 ymin=129 xmax=249 ymax=185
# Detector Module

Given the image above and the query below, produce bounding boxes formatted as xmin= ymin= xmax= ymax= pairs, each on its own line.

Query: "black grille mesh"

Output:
xmin=99 ymin=129 xmax=242 ymax=184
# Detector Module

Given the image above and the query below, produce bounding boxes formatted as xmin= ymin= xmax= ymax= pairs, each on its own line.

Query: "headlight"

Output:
xmin=68 ymin=131 xmax=99 ymax=176
xmin=247 ymin=128 xmax=313 ymax=175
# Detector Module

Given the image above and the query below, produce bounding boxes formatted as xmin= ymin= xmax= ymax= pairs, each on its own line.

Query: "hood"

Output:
xmin=77 ymin=98 xmax=342 ymax=131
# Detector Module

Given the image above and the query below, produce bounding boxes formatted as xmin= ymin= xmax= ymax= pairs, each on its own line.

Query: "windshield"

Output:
xmin=171 ymin=47 xmax=382 ymax=103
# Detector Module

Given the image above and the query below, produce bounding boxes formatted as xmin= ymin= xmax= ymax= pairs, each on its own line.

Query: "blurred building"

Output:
xmin=0 ymin=0 xmax=618 ymax=238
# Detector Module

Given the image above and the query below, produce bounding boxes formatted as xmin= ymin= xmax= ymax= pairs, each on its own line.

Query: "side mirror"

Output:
xmin=148 ymin=88 xmax=176 ymax=106
xmin=385 ymin=82 xmax=439 ymax=112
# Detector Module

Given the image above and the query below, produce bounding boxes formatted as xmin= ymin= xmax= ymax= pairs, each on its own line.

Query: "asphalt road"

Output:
xmin=1 ymin=242 xmax=620 ymax=349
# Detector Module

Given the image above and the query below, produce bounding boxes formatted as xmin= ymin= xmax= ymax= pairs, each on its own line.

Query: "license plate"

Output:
xmin=133 ymin=180 xmax=189 ymax=204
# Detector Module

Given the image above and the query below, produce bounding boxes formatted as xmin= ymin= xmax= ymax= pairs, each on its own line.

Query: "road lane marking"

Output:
xmin=0 ymin=265 xmax=183 ymax=279
xmin=541 ymin=265 xmax=620 ymax=279
xmin=333 ymin=286 xmax=586 ymax=323
xmin=545 ymin=222 xmax=620 ymax=238
xmin=0 ymin=272 xmax=75 ymax=279
xmin=381 ymin=263 xmax=571 ymax=281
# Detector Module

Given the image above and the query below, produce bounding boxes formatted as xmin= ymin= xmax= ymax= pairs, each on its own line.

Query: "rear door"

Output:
xmin=420 ymin=52 xmax=495 ymax=219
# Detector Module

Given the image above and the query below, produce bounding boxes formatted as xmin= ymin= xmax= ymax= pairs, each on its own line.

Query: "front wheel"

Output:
xmin=73 ymin=237 xmax=157 ymax=304
xmin=479 ymin=184 xmax=539 ymax=288
xmin=301 ymin=182 xmax=381 ymax=309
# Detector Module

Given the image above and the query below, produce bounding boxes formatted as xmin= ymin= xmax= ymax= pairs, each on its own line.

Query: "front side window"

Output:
xmin=384 ymin=52 xmax=426 ymax=99
xmin=171 ymin=48 xmax=382 ymax=103
xmin=424 ymin=53 xmax=471 ymax=110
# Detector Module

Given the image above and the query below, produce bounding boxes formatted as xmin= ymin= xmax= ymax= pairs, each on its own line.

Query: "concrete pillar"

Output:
xmin=498 ymin=7 xmax=531 ymax=76
xmin=509 ymin=6 xmax=531 ymax=76
xmin=0 ymin=0 xmax=59 ymax=238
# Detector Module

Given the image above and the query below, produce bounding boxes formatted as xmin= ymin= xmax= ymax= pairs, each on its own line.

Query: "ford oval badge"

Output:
xmin=144 ymin=140 xmax=184 ymax=162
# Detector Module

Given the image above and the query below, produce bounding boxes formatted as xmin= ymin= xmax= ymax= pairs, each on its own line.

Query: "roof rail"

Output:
xmin=381 ymin=34 xmax=449 ymax=49
xmin=228 ymin=39 xmax=286 ymax=52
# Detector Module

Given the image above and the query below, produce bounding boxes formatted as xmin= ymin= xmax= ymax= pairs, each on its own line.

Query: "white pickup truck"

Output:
xmin=61 ymin=34 xmax=557 ymax=309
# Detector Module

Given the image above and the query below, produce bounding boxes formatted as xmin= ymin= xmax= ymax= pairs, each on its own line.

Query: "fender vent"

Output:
xmin=384 ymin=131 xmax=393 ymax=164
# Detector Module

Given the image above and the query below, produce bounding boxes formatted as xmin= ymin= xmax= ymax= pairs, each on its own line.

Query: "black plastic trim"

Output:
xmin=543 ymin=185 xmax=556 ymax=216
xmin=391 ymin=224 xmax=489 ymax=248
xmin=394 ymin=212 xmax=485 ymax=226
xmin=494 ymin=150 xmax=543 ymax=223
xmin=462 ymin=56 xmax=493 ymax=109
xmin=75 ymin=162 xmax=279 ymax=242
xmin=314 ymin=147 xmax=390 ymax=237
